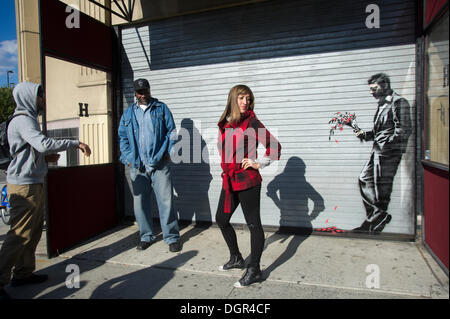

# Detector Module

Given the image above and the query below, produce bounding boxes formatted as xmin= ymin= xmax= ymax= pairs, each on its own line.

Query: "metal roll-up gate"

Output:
xmin=120 ymin=0 xmax=417 ymax=238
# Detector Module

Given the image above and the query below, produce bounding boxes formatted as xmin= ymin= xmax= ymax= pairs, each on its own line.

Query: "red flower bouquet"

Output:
xmin=328 ymin=112 xmax=360 ymax=141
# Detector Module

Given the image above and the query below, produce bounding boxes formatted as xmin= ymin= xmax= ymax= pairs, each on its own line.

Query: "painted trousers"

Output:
xmin=359 ymin=151 xmax=402 ymax=222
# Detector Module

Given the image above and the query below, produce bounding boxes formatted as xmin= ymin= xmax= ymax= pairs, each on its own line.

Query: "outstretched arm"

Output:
xmin=19 ymin=117 xmax=88 ymax=155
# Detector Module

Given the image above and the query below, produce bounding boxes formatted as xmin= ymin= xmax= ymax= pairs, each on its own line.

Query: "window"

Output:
xmin=45 ymin=56 xmax=113 ymax=167
xmin=47 ymin=128 xmax=79 ymax=167
xmin=425 ymin=11 xmax=449 ymax=166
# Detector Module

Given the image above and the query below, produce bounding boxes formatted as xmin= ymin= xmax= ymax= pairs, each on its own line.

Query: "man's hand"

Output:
xmin=78 ymin=142 xmax=91 ymax=157
xmin=45 ymin=153 xmax=60 ymax=163
xmin=355 ymin=129 xmax=365 ymax=140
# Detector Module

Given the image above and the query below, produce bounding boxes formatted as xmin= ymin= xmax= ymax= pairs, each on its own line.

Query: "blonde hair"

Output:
xmin=218 ymin=85 xmax=255 ymax=126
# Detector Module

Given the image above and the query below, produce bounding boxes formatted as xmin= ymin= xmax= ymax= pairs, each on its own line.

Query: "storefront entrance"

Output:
xmin=40 ymin=0 xmax=119 ymax=257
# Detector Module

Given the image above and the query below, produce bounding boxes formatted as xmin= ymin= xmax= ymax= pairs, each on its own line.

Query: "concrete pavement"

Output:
xmin=0 ymin=219 xmax=448 ymax=300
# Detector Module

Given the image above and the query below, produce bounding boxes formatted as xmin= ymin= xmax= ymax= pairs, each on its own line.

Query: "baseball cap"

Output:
xmin=133 ymin=78 xmax=150 ymax=91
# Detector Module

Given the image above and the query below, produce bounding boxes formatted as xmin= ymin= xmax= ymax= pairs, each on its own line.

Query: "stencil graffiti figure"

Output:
xmin=353 ymin=73 xmax=411 ymax=233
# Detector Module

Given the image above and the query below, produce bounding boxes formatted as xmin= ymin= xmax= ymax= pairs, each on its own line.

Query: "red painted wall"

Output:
xmin=47 ymin=165 xmax=117 ymax=256
xmin=425 ymin=0 xmax=448 ymax=26
xmin=40 ymin=0 xmax=113 ymax=71
xmin=424 ymin=166 xmax=449 ymax=270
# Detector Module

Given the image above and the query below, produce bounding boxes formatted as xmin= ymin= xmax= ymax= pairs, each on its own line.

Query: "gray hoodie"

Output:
xmin=6 ymin=82 xmax=79 ymax=185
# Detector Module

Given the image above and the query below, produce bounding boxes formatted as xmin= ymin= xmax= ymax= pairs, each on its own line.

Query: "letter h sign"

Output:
xmin=79 ymin=103 xmax=89 ymax=117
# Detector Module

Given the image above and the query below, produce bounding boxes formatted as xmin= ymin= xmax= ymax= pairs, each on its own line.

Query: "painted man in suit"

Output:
xmin=354 ymin=73 xmax=411 ymax=233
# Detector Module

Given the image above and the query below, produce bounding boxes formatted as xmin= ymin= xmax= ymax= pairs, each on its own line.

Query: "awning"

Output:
xmin=87 ymin=0 xmax=136 ymax=22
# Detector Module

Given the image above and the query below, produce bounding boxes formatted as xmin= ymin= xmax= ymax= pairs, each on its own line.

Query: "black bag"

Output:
xmin=0 ymin=114 xmax=29 ymax=171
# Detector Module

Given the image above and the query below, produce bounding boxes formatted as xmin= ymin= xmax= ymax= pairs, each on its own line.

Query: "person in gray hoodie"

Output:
xmin=0 ymin=82 xmax=91 ymax=299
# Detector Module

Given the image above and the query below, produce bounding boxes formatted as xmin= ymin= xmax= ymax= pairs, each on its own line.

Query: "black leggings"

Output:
xmin=215 ymin=185 xmax=264 ymax=268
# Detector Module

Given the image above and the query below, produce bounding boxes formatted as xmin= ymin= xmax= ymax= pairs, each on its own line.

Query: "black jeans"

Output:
xmin=215 ymin=185 xmax=264 ymax=268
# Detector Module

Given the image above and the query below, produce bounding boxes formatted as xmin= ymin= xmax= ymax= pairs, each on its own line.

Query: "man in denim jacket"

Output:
xmin=118 ymin=78 xmax=181 ymax=252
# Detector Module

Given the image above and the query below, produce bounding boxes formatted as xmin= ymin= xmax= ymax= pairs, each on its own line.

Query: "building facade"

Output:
xmin=15 ymin=0 xmax=449 ymax=271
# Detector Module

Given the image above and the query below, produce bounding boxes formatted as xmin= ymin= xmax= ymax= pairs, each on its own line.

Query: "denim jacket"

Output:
xmin=118 ymin=98 xmax=176 ymax=169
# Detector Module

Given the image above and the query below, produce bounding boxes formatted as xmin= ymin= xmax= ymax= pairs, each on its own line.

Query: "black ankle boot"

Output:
xmin=234 ymin=266 xmax=262 ymax=287
xmin=218 ymin=254 xmax=245 ymax=271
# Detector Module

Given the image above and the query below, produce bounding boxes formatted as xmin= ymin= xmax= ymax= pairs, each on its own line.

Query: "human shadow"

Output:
xmin=14 ymin=245 xmax=198 ymax=299
xmin=89 ymin=250 xmax=198 ymax=299
xmin=120 ymin=42 xmax=135 ymax=109
xmin=8 ymin=225 xmax=145 ymax=299
xmin=263 ymin=156 xmax=325 ymax=279
xmin=171 ymin=119 xmax=213 ymax=242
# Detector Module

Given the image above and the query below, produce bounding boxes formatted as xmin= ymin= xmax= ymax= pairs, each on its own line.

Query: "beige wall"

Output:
xmin=15 ymin=0 xmax=40 ymax=84
xmin=45 ymin=56 xmax=113 ymax=165
xmin=45 ymin=57 xmax=111 ymax=122
xmin=79 ymin=114 xmax=113 ymax=165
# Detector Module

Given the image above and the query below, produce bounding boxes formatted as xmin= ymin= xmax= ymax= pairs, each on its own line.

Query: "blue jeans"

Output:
xmin=130 ymin=162 xmax=180 ymax=245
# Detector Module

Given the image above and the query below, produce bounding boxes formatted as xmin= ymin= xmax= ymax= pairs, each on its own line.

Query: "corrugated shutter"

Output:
xmin=120 ymin=0 xmax=417 ymax=235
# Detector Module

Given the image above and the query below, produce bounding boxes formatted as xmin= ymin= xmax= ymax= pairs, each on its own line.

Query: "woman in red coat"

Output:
xmin=216 ymin=84 xmax=281 ymax=287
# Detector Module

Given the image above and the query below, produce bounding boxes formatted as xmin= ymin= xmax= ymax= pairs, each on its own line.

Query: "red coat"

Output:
xmin=218 ymin=110 xmax=281 ymax=213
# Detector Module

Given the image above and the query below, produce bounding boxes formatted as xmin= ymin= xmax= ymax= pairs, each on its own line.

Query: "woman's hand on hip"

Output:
xmin=241 ymin=158 xmax=261 ymax=170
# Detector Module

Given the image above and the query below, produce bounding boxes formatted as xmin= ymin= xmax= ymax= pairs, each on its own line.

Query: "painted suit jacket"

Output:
xmin=364 ymin=91 xmax=411 ymax=155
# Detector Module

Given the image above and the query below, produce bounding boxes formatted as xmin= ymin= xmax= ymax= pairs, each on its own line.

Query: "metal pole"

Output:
xmin=7 ymin=70 xmax=13 ymax=88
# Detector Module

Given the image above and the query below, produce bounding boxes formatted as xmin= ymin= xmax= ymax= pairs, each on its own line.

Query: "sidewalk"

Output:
xmin=1 ymin=221 xmax=448 ymax=299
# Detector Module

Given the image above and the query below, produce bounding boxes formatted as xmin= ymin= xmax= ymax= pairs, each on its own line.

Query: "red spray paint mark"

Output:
xmin=314 ymin=204 xmax=346 ymax=233
xmin=314 ymin=226 xmax=346 ymax=234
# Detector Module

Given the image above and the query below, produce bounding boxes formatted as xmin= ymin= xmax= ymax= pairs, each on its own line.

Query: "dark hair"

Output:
xmin=37 ymin=86 xmax=44 ymax=98
xmin=368 ymin=73 xmax=391 ymax=90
